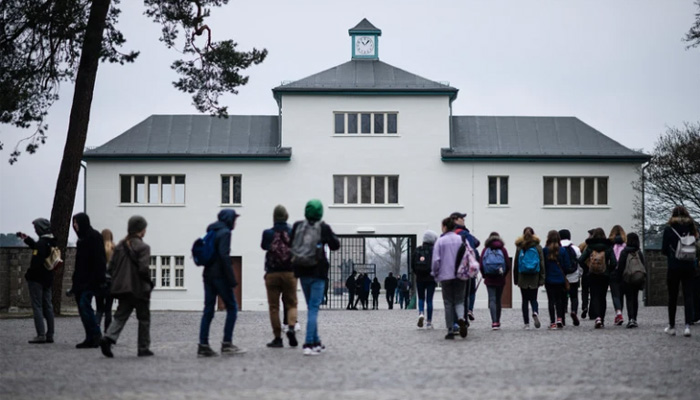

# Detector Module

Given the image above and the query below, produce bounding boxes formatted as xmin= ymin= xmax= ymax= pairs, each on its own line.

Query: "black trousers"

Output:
xmin=589 ymin=275 xmax=610 ymax=323
xmin=623 ymin=283 xmax=642 ymax=321
xmin=667 ymin=267 xmax=695 ymax=327
xmin=545 ymin=283 xmax=566 ymax=324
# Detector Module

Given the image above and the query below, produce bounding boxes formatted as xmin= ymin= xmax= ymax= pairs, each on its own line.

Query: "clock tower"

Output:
xmin=349 ymin=18 xmax=381 ymax=60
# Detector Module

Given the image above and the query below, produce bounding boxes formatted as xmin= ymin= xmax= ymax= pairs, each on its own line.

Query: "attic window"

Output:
xmin=120 ymin=175 xmax=185 ymax=205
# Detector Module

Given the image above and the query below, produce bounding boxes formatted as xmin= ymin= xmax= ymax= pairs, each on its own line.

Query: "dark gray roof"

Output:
xmin=349 ymin=19 xmax=381 ymax=35
xmin=443 ymin=116 xmax=649 ymax=162
xmin=273 ymin=60 xmax=458 ymax=100
xmin=83 ymin=115 xmax=290 ymax=160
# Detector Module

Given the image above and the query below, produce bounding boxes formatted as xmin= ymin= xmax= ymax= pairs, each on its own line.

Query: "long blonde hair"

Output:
xmin=102 ymin=229 xmax=115 ymax=263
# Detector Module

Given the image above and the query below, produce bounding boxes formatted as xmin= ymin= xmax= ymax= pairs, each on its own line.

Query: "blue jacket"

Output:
xmin=260 ymin=222 xmax=293 ymax=273
xmin=203 ymin=209 xmax=238 ymax=287
xmin=455 ymin=225 xmax=480 ymax=261
xmin=543 ymin=247 xmax=569 ymax=284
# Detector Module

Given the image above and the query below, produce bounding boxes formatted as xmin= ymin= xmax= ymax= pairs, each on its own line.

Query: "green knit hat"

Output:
xmin=305 ymin=199 xmax=323 ymax=221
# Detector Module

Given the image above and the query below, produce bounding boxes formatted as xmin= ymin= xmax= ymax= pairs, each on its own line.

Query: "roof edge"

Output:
xmin=441 ymin=148 xmax=651 ymax=163
xmin=83 ymin=148 xmax=293 ymax=162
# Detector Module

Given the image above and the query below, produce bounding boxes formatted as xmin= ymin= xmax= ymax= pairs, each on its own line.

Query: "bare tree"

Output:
xmin=368 ymin=238 xmax=409 ymax=276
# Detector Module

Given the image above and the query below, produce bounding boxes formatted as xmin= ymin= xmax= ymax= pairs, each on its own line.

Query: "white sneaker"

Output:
xmin=684 ymin=325 xmax=691 ymax=337
xmin=426 ymin=322 xmax=433 ymax=329
xmin=295 ymin=322 xmax=302 ymax=332
xmin=417 ymin=314 xmax=425 ymax=328
xmin=665 ymin=326 xmax=676 ymax=336
xmin=303 ymin=344 xmax=320 ymax=356
xmin=523 ymin=324 xmax=530 ymax=330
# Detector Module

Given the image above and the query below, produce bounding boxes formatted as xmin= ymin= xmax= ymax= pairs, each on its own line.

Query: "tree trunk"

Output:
xmin=50 ymin=0 xmax=111 ymax=315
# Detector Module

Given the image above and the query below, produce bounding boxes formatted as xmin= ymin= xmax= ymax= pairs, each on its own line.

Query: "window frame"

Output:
xmin=488 ymin=176 xmax=509 ymax=206
xmin=333 ymin=112 xmax=399 ymax=135
xmin=150 ymin=255 xmax=187 ymax=290
xmin=543 ymin=176 xmax=609 ymax=207
xmin=220 ymin=174 xmax=243 ymax=206
xmin=332 ymin=175 xmax=400 ymax=206
xmin=120 ymin=175 xmax=186 ymax=205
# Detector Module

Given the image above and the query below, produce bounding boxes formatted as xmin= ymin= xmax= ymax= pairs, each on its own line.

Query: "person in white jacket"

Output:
xmin=559 ymin=229 xmax=582 ymax=326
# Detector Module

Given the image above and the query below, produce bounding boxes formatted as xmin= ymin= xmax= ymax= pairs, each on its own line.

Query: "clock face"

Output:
xmin=355 ymin=36 xmax=375 ymax=56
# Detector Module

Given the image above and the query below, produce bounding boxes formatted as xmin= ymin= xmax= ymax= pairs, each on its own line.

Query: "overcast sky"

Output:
xmin=1 ymin=0 xmax=699 ymax=240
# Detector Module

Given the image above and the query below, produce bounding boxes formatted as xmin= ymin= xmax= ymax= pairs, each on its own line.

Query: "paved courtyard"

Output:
xmin=1 ymin=306 xmax=699 ymax=400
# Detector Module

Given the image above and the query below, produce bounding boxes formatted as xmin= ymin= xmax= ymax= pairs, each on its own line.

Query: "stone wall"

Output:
xmin=644 ymin=249 xmax=695 ymax=306
xmin=0 ymin=247 xmax=77 ymax=313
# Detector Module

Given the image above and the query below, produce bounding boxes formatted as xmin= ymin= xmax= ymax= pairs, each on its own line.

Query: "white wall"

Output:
xmin=86 ymin=94 xmax=642 ymax=311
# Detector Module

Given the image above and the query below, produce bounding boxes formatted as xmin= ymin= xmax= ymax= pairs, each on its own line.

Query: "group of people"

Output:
xmin=344 ymin=271 xmax=411 ymax=311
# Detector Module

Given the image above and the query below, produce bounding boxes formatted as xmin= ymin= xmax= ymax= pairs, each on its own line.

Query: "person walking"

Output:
xmin=559 ymin=229 xmax=582 ymax=326
xmin=95 ymin=228 xmax=115 ymax=332
xmin=197 ymin=209 xmax=246 ymax=357
xmin=384 ymin=273 xmax=398 ymax=310
xmin=290 ymin=199 xmax=340 ymax=356
xmin=543 ymin=230 xmax=570 ymax=330
xmin=661 ymin=206 xmax=698 ymax=337
xmin=361 ymin=273 xmax=371 ymax=310
xmin=513 ymin=227 xmax=545 ymax=330
xmin=578 ymin=228 xmax=617 ymax=329
xmin=260 ymin=205 xmax=298 ymax=348
xmin=100 ymin=216 xmax=154 ymax=358
xmin=346 ymin=271 xmax=357 ymax=310
xmin=431 ymin=217 xmax=468 ymax=339
xmin=414 ymin=230 xmax=438 ymax=329
xmin=609 ymin=225 xmax=628 ymax=325
xmin=371 ymin=277 xmax=381 ymax=310
xmin=451 ymin=212 xmax=480 ymax=322
xmin=398 ymin=274 xmax=410 ymax=309
xmin=480 ymin=232 xmax=510 ymax=330
xmin=579 ymin=229 xmax=595 ymax=320
xmin=17 ymin=218 xmax=57 ymax=344
xmin=71 ymin=213 xmax=107 ymax=349
xmin=617 ymin=232 xmax=645 ymax=328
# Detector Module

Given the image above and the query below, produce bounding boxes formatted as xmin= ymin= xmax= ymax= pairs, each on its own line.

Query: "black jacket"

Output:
xmin=662 ymin=216 xmax=698 ymax=270
xmin=24 ymin=235 xmax=56 ymax=288
xmin=260 ymin=222 xmax=293 ymax=273
xmin=578 ymin=237 xmax=617 ymax=278
xmin=71 ymin=213 xmax=107 ymax=292
xmin=384 ymin=275 xmax=398 ymax=292
xmin=413 ymin=243 xmax=436 ymax=283
xmin=289 ymin=220 xmax=340 ymax=279
xmin=203 ymin=210 xmax=238 ymax=287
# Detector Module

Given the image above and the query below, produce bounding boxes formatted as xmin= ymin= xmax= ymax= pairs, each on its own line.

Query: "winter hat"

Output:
xmin=273 ymin=205 xmax=288 ymax=223
xmin=558 ymin=229 xmax=571 ymax=240
xmin=128 ymin=215 xmax=148 ymax=235
xmin=32 ymin=218 xmax=51 ymax=236
xmin=422 ymin=230 xmax=438 ymax=244
xmin=305 ymin=199 xmax=324 ymax=221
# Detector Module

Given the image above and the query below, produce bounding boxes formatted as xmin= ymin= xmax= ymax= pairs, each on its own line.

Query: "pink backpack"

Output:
xmin=456 ymin=239 xmax=480 ymax=281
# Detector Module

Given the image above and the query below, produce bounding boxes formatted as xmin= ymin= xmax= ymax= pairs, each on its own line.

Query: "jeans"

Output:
xmin=27 ymin=281 xmax=54 ymax=338
xmin=386 ymin=290 xmax=395 ymax=309
xmin=265 ymin=272 xmax=298 ymax=338
xmin=441 ymin=279 xmax=466 ymax=331
xmin=416 ymin=281 xmax=437 ymax=322
xmin=610 ymin=277 xmax=624 ymax=312
xmin=545 ymin=283 xmax=566 ymax=324
xmin=520 ymin=287 xmax=539 ymax=324
xmin=300 ymin=277 xmax=325 ymax=345
xmin=95 ymin=292 xmax=113 ymax=331
xmin=104 ymin=296 xmax=150 ymax=351
xmin=565 ymin=281 xmax=580 ymax=314
xmin=667 ymin=267 xmax=695 ymax=327
xmin=623 ymin=283 xmax=642 ymax=322
xmin=76 ymin=290 xmax=101 ymax=341
xmin=589 ymin=275 xmax=610 ymax=322
xmin=199 ymin=277 xmax=238 ymax=345
xmin=399 ymin=290 xmax=409 ymax=309
xmin=487 ymin=285 xmax=504 ymax=324
xmin=467 ymin=278 xmax=477 ymax=313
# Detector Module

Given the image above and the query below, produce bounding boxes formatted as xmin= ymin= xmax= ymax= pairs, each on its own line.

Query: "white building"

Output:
xmin=83 ymin=19 xmax=649 ymax=311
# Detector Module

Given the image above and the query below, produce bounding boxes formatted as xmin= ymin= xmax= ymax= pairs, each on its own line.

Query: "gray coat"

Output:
xmin=109 ymin=237 xmax=152 ymax=300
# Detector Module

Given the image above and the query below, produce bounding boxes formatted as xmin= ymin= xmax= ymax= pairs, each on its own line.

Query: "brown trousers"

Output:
xmin=265 ymin=271 xmax=298 ymax=338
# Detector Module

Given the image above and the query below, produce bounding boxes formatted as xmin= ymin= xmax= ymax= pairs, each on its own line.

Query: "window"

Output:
xmin=543 ymin=177 xmax=608 ymax=206
xmin=221 ymin=175 xmax=242 ymax=205
xmin=174 ymin=256 xmax=185 ymax=288
xmin=488 ymin=176 xmax=509 ymax=205
xmin=333 ymin=112 xmax=398 ymax=135
xmin=149 ymin=256 xmax=157 ymax=284
xmin=333 ymin=175 xmax=399 ymax=205
xmin=160 ymin=256 xmax=171 ymax=287
xmin=149 ymin=255 xmax=185 ymax=289
xmin=120 ymin=175 xmax=185 ymax=205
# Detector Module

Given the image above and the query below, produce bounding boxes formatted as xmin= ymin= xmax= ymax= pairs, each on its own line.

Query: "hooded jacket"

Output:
xmin=431 ymin=231 xmax=463 ymax=282
xmin=479 ymin=234 xmax=510 ymax=287
xmin=260 ymin=221 xmax=293 ymax=273
xmin=203 ymin=209 xmax=239 ymax=287
xmin=662 ymin=216 xmax=699 ymax=270
xmin=109 ymin=236 xmax=152 ymax=300
xmin=578 ymin=237 xmax=617 ymax=278
xmin=71 ymin=213 xmax=107 ymax=292
xmin=24 ymin=233 xmax=56 ymax=288
xmin=542 ymin=246 xmax=569 ymax=285
xmin=513 ymin=235 xmax=546 ymax=289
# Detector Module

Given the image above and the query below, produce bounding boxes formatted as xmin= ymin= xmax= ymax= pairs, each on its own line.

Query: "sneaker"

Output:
xmin=221 ymin=342 xmax=246 ymax=355
xmin=581 ymin=309 xmax=588 ymax=319
xmin=571 ymin=312 xmax=580 ymax=327
xmin=468 ymin=311 xmax=475 ymax=321
xmin=286 ymin=328 xmax=298 ymax=347
xmin=491 ymin=323 xmax=500 ymax=331
xmin=615 ymin=314 xmax=624 ymax=326
xmin=444 ymin=332 xmax=455 ymax=340
xmin=548 ymin=323 xmax=559 ymax=330
xmin=28 ymin=335 xmax=46 ymax=344
xmin=295 ymin=322 xmax=302 ymax=332
xmin=630 ymin=319 xmax=638 ymax=328
xmin=417 ymin=314 xmax=425 ymax=328
xmin=556 ymin=318 xmax=563 ymax=329
xmin=595 ymin=318 xmax=603 ymax=329
xmin=313 ymin=342 xmax=326 ymax=353
xmin=684 ymin=325 xmax=691 ymax=337
xmin=267 ymin=337 xmax=283 ymax=348
xmin=627 ymin=320 xmax=637 ymax=329
xmin=197 ymin=344 xmax=218 ymax=357
xmin=100 ymin=337 xmax=115 ymax=358
xmin=426 ymin=321 xmax=433 ymax=330
xmin=45 ymin=336 xmax=54 ymax=344
xmin=523 ymin=324 xmax=531 ymax=330
xmin=137 ymin=349 xmax=154 ymax=357
xmin=457 ymin=318 xmax=468 ymax=338
xmin=76 ymin=336 xmax=100 ymax=349
xmin=303 ymin=344 xmax=321 ymax=356
xmin=533 ymin=313 xmax=541 ymax=329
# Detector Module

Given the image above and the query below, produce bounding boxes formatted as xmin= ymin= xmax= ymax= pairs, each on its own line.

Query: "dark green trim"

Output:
xmin=83 ymin=155 xmax=291 ymax=162
xmin=273 ymin=89 xmax=458 ymax=102
xmin=441 ymin=156 xmax=650 ymax=163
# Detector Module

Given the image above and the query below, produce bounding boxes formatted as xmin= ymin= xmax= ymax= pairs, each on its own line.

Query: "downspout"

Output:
xmin=641 ymin=161 xmax=650 ymax=305
xmin=80 ymin=162 xmax=87 ymax=213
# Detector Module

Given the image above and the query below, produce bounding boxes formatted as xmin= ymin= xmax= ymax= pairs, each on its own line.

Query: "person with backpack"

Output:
xmin=609 ymin=225 xmax=628 ymax=326
xmin=197 ymin=209 xmax=246 ymax=357
xmin=384 ymin=273 xmax=398 ymax=310
xmin=578 ymin=228 xmax=617 ymax=329
xmin=579 ymin=229 xmax=596 ymax=320
xmin=371 ymin=277 xmax=381 ymax=310
xmin=559 ymin=229 xmax=582 ymax=326
xmin=543 ymin=230 xmax=570 ymax=330
xmin=71 ymin=212 xmax=107 ymax=348
xmin=99 ymin=216 xmax=154 ymax=358
xmin=345 ymin=271 xmax=357 ymax=310
xmin=290 ymin=199 xmax=340 ymax=356
xmin=414 ymin=230 xmax=438 ymax=329
xmin=616 ymin=232 xmax=646 ymax=328
xmin=260 ymin=205 xmax=298 ymax=348
xmin=513 ymin=227 xmax=545 ymax=329
xmin=451 ymin=212 xmax=480 ymax=322
xmin=16 ymin=218 xmax=57 ymax=344
xmin=398 ymin=274 xmax=410 ymax=309
xmin=661 ymin=205 xmax=699 ymax=337
xmin=479 ymin=232 xmax=510 ymax=330
xmin=431 ymin=217 xmax=468 ymax=339
xmin=95 ymin=228 xmax=115 ymax=333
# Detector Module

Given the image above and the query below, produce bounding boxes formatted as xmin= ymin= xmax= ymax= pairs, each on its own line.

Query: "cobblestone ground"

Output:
xmin=1 ymin=306 xmax=699 ymax=400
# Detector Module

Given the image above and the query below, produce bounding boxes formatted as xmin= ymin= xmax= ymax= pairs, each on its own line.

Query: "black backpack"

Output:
xmin=413 ymin=245 xmax=432 ymax=274
xmin=563 ymin=245 xmax=579 ymax=274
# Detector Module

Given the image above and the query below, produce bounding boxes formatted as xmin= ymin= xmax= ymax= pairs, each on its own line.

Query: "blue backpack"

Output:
xmin=483 ymin=248 xmax=506 ymax=276
xmin=192 ymin=230 xmax=217 ymax=267
xmin=518 ymin=247 xmax=540 ymax=274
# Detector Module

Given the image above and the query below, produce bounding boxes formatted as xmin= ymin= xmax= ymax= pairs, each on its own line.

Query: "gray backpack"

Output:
xmin=622 ymin=251 xmax=646 ymax=286
xmin=291 ymin=220 xmax=322 ymax=267
xmin=671 ymin=228 xmax=697 ymax=261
